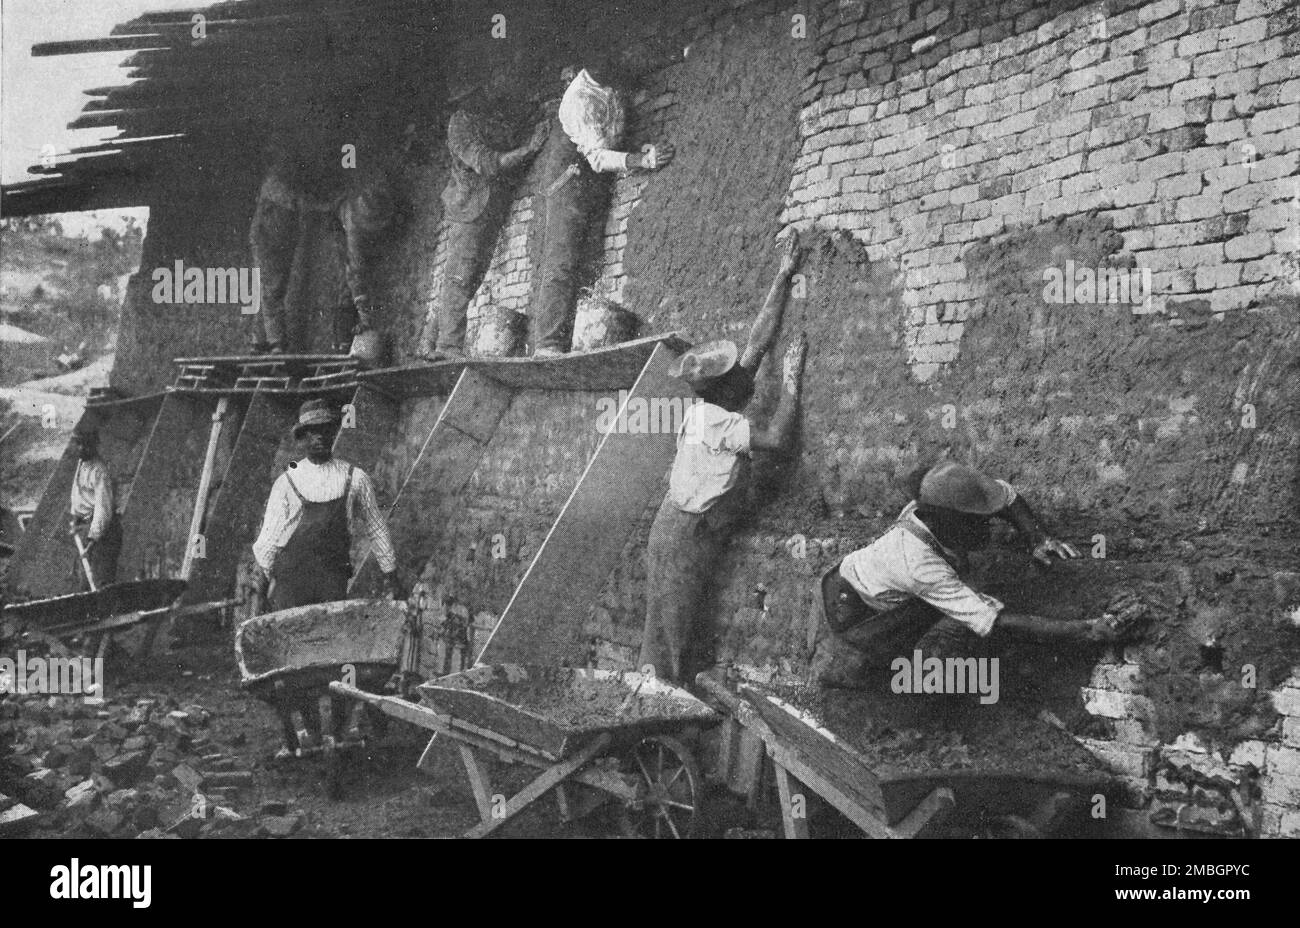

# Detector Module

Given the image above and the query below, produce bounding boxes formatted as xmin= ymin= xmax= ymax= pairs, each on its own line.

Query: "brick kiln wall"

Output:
xmin=105 ymin=0 xmax=1299 ymax=831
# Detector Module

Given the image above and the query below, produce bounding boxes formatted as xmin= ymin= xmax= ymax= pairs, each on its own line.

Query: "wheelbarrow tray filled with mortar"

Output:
xmin=417 ymin=663 xmax=719 ymax=759
xmin=234 ymin=598 xmax=406 ymax=698
xmin=700 ymin=674 xmax=1118 ymax=839
xmin=331 ymin=663 xmax=720 ymax=837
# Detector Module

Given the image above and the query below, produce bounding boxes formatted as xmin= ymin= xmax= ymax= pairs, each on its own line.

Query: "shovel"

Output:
xmin=69 ymin=525 xmax=98 ymax=592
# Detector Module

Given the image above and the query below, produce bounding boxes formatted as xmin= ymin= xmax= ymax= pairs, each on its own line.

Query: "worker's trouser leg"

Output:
xmin=532 ymin=173 xmax=597 ymax=353
xmin=639 ymin=497 xmax=729 ymax=685
xmin=809 ymin=565 xmax=972 ymax=689
xmin=249 ymin=196 xmax=299 ymax=349
xmin=431 ymin=215 xmax=494 ymax=353
xmin=89 ymin=516 xmax=122 ymax=587
xmin=333 ymin=181 xmax=395 ymax=347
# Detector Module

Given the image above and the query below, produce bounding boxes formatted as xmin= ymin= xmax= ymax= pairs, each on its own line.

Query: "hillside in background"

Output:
xmin=0 ymin=212 xmax=144 ymax=515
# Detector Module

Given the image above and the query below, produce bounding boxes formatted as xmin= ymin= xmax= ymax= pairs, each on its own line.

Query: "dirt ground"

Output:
xmin=0 ymin=631 xmax=643 ymax=840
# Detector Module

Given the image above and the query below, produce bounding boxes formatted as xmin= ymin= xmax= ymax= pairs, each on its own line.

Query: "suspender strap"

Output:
xmin=894 ymin=516 xmax=962 ymax=572
xmin=284 ymin=471 xmax=307 ymax=503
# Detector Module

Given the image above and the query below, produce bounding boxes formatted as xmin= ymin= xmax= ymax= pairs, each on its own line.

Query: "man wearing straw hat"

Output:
xmin=639 ymin=234 xmax=805 ymax=683
xmin=811 ymin=459 xmax=1145 ymax=688
xmin=251 ymin=399 xmax=401 ymax=756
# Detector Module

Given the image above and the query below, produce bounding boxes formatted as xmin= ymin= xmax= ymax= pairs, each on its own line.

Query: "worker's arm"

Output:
xmin=351 ymin=471 xmax=402 ymax=598
xmin=250 ymin=477 xmax=294 ymax=586
xmin=995 ymin=611 xmax=1119 ymax=644
xmin=996 ymin=494 xmax=1080 ymax=565
xmin=448 ymin=112 xmax=545 ymax=178
xmin=750 ymin=334 xmax=807 ymax=451
xmin=85 ymin=462 xmax=113 ymax=546
xmin=498 ymin=120 xmax=550 ymax=172
xmin=739 ymin=231 xmax=802 ymax=373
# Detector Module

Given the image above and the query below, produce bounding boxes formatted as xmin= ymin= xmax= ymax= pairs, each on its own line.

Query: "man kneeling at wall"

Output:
xmin=811 ymin=460 xmax=1139 ymax=689
xmin=251 ymin=399 xmax=402 ymax=759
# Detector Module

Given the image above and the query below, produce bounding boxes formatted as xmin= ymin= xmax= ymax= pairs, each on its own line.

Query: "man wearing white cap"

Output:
xmin=812 ymin=459 xmax=1134 ymax=688
xmin=639 ymin=234 xmax=804 ymax=683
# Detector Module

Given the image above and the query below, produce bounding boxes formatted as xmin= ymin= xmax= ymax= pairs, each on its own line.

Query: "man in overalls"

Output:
xmin=811 ymin=460 xmax=1136 ymax=688
xmin=531 ymin=60 xmax=675 ymax=358
xmin=251 ymin=398 xmax=401 ymax=757
xmin=639 ymin=234 xmax=805 ymax=683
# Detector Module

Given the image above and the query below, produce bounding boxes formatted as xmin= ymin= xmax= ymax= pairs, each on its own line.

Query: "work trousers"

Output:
xmin=532 ymin=168 xmax=603 ymax=353
xmin=639 ymin=495 xmax=735 ymax=684
xmin=809 ymin=564 xmax=974 ymax=689
xmin=251 ymin=180 xmax=392 ymax=351
xmin=429 ymin=192 xmax=511 ymax=353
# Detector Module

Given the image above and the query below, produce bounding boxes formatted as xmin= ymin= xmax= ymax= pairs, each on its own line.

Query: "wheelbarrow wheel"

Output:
xmin=618 ymin=735 xmax=702 ymax=839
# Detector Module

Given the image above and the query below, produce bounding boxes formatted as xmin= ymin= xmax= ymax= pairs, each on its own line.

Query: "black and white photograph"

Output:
xmin=0 ymin=0 xmax=1295 ymax=900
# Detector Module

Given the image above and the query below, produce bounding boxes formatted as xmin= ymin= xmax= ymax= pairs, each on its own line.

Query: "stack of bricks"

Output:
xmin=1078 ymin=658 xmax=1300 ymax=837
xmin=784 ymin=0 xmax=1300 ymax=382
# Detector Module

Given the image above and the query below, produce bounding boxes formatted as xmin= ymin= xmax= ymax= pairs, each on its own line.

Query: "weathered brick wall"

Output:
xmin=102 ymin=0 xmax=1300 ymax=832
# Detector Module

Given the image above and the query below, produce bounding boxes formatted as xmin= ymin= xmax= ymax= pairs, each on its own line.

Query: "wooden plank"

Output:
xmin=117 ymin=394 xmax=207 ymax=583
xmin=464 ymin=734 xmax=611 ymax=839
xmin=183 ymin=390 xmax=296 ymax=605
xmin=359 ymin=334 xmax=691 ymax=399
xmin=181 ymin=397 xmax=231 ymax=579
xmin=459 ymin=745 xmax=495 ymax=823
xmin=331 ymin=385 xmax=398 ymax=472
xmin=774 ymin=763 xmax=810 ymax=839
xmin=478 ymin=342 xmax=691 ymax=666
xmin=350 ymin=368 xmax=513 ymax=595
xmin=7 ymin=413 xmax=87 ymax=598
xmin=892 ymin=787 xmax=956 ymax=839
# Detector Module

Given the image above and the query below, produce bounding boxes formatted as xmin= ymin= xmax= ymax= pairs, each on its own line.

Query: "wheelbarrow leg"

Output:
xmin=773 ymin=762 xmax=809 ymax=839
xmin=464 ymin=733 xmax=612 ymax=839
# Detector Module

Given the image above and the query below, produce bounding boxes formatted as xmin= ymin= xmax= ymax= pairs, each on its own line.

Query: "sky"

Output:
xmin=1 ymin=0 xmax=205 ymax=186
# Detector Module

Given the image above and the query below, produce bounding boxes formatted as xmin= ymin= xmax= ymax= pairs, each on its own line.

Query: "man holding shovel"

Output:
xmin=68 ymin=425 xmax=120 ymax=590
xmin=250 ymin=399 xmax=401 ymax=757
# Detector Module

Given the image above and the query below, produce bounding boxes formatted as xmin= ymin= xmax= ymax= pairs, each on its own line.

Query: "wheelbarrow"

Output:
xmin=1 ymin=578 xmax=189 ymax=664
xmin=332 ymin=662 xmax=720 ymax=838
xmin=234 ymin=598 xmax=407 ymax=792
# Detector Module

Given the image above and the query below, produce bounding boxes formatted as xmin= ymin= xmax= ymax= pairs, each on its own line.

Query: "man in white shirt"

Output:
xmin=532 ymin=60 xmax=676 ymax=357
xmin=68 ymin=426 xmax=120 ymax=588
xmin=812 ymin=460 xmax=1135 ymax=688
xmin=639 ymin=234 xmax=804 ymax=683
xmin=251 ymin=399 xmax=401 ymax=756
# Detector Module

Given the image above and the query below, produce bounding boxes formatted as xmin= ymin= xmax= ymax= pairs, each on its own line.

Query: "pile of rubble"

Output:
xmin=0 ymin=689 xmax=306 ymax=839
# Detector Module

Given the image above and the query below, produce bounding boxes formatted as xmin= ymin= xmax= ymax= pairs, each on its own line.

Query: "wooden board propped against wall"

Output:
xmin=350 ymin=368 xmax=513 ymax=595
xmin=117 ymin=393 xmax=216 ymax=583
xmin=478 ymin=342 xmax=691 ymax=666
xmin=183 ymin=388 xmax=297 ymax=605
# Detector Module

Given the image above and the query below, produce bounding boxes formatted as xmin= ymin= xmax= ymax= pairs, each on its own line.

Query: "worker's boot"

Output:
xmin=275 ymin=709 xmax=300 ymax=762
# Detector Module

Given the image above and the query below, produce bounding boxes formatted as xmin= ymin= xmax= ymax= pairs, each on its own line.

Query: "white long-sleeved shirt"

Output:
xmin=838 ymin=501 xmax=1007 ymax=637
xmin=252 ymin=458 xmax=396 ymax=574
xmin=558 ymin=69 xmax=629 ymax=173
xmin=70 ymin=459 xmax=114 ymax=540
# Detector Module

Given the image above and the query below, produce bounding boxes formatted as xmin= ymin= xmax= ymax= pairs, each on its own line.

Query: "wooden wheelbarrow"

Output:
xmin=696 ymin=674 xmax=1117 ymax=839
xmin=1 ymin=578 xmax=189 ymax=664
xmin=234 ymin=598 xmax=407 ymax=792
xmin=332 ymin=663 xmax=720 ymax=838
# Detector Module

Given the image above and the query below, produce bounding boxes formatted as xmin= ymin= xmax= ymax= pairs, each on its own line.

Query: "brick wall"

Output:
xmin=106 ymin=0 xmax=1300 ymax=832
